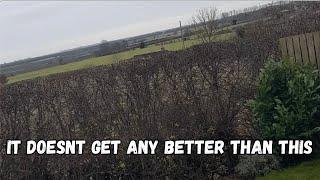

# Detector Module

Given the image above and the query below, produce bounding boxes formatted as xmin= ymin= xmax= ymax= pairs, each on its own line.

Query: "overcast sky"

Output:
xmin=0 ymin=1 xmax=271 ymax=63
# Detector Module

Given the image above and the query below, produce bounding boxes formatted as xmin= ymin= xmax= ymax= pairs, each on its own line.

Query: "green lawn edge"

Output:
xmin=256 ymin=158 xmax=320 ymax=180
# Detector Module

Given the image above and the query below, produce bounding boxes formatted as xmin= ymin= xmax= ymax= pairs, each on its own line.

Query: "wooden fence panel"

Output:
xmin=306 ymin=33 xmax=317 ymax=66
xmin=279 ymin=38 xmax=288 ymax=57
xmin=300 ymin=34 xmax=309 ymax=64
xmin=286 ymin=37 xmax=296 ymax=62
xmin=314 ymin=32 xmax=320 ymax=70
xmin=279 ymin=31 xmax=320 ymax=69
xmin=293 ymin=35 xmax=302 ymax=64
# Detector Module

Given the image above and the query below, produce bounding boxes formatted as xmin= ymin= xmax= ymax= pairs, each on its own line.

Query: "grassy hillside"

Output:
xmin=256 ymin=158 xmax=320 ymax=180
xmin=7 ymin=32 xmax=234 ymax=84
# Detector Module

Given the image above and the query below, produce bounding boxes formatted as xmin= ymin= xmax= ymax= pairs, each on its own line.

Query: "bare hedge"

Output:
xmin=0 ymin=42 xmax=260 ymax=179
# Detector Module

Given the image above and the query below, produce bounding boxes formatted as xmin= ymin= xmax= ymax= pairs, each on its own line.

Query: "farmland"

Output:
xmin=7 ymin=32 xmax=234 ymax=83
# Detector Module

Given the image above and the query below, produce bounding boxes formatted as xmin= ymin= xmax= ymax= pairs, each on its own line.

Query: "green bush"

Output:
xmin=251 ymin=59 xmax=320 ymax=140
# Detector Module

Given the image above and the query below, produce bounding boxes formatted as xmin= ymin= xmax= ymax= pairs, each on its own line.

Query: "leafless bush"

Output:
xmin=0 ymin=41 xmax=259 ymax=179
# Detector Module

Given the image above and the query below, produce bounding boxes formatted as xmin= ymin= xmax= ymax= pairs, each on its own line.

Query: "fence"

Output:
xmin=279 ymin=31 xmax=320 ymax=69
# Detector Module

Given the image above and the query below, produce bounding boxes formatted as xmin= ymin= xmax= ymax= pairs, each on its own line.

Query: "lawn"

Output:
xmin=256 ymin=158 xmax=320 ymax=180
xmin=7 ymin=32 xmax=234 ymax=84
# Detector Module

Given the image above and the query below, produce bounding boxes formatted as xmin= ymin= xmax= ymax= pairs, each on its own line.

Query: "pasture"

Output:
xmin=7 ymin=32 xmax=234 ymax=84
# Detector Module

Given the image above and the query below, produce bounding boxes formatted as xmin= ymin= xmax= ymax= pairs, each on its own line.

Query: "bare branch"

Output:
xmin=191 ymin=6 xmax=218 ymax=43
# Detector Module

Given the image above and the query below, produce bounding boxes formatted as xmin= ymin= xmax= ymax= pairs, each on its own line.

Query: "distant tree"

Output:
xmin=232 ymin=19 xmax=237 ymax=25
xmin=191 ymin=6 xmax=218 ymax=43
xmin=221 ymin=12 xmax=229 ymax=19
xmin=58 ymin=57 xmax=64 ymax=65
xmin=139 ymin=42 xmax=146 ymax=49
xmin=183 ymin=28 xmax=191 ymax=39
xmin=122 ymin=40 xmax=128 ymax=48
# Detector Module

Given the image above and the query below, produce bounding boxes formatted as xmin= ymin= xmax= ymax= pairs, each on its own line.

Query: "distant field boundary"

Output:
xmin=279 ymin=31 xmax=320 ymax=69
xmin=7 ymin=31 xmax=235 ymax=84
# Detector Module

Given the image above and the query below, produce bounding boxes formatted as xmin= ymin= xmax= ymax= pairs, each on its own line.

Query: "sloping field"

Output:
xmin=7 ymin=32 xmax=234 ymax=84
xmin=8 ymin=33 xmax=234 ymax=84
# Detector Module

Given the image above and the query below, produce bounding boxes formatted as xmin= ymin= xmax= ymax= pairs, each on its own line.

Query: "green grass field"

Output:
xmin=7 ymin=32 xmax=234 ymax=84
xmin=256 ymin=158 xmax=320 ymax=180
